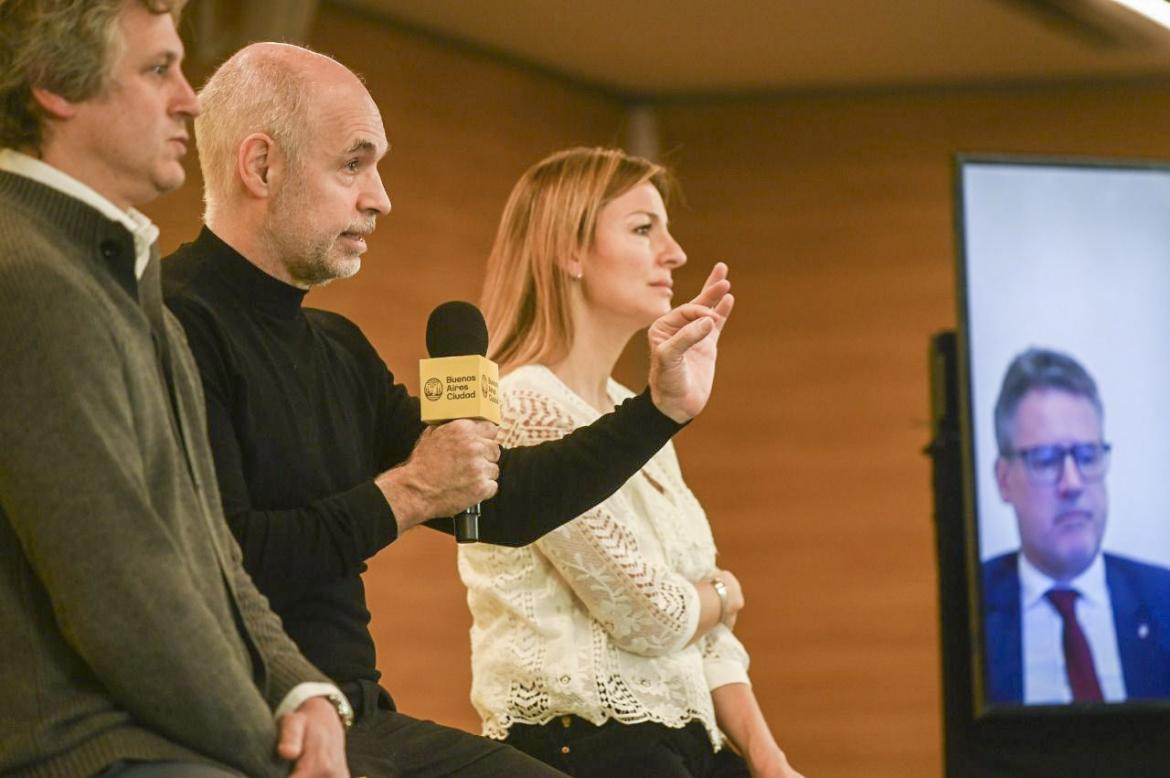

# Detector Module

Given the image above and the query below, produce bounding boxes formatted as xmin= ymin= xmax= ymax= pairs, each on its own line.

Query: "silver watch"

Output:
xmin=709 ymin=577 xmax=729 ymax=624
xmin=323 ymin=691 xmax=354 ymax=730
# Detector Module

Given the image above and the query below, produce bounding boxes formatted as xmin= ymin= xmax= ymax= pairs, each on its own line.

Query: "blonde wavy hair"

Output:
xmin=482 ymin=147 xmax=673 ymax=371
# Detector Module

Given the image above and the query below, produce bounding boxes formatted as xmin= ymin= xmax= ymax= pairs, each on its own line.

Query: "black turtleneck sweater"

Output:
xmin=162 ymin=227 xmax=682 ymax=692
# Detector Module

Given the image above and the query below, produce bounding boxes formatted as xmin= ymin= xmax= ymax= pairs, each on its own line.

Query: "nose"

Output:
xmin=1056 ymin=451 xmax=1085 ymax=496
xmin=359 ymin=170 xmax=392 ymax=217
xmin=173 ymin=68 xmax=200 ymax=119
xmin=659 ymin=230 xmax=686 ymax=269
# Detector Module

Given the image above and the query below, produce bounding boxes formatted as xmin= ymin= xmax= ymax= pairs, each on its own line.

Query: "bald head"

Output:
xmin=194 ymin=42 xmax=390 ymax=289
xmin=195 ymin=42 xmax=367 ymax=224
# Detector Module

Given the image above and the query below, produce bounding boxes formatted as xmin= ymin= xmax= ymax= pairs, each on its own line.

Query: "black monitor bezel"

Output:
xmin=952 ymin=152 xmax=1170 ymax=720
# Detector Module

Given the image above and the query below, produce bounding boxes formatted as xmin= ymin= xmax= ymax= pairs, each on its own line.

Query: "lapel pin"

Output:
xmin=1138 ymin=623 xmax=1150 ymax=639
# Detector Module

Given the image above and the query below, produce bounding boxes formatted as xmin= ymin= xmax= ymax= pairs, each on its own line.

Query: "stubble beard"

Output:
xmin=267 ymin=182 xmax=363 ymax=288
xmin=284 ymin=236 xmax=360 ymax=288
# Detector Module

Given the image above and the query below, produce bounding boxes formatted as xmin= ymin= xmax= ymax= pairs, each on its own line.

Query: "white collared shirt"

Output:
xmin=1020 ymin=552 xmax=1127 ymax=703
xmin=0 ymin=147 xmax=347 ymax=726
xmin=0 ymin=149 xmax=158 ymax=278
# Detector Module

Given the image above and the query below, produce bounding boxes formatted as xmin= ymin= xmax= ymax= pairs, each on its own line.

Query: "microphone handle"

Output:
xmin=455 ymin=502 xmax=480 ymax=543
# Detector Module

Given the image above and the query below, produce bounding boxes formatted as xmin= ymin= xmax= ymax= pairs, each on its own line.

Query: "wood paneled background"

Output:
xmin=144 ymin=5 xmax=1170 ymax=776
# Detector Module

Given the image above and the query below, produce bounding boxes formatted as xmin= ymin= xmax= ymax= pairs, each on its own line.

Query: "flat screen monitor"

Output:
xmin=955 ymin=155 xmax=1170 ymax=718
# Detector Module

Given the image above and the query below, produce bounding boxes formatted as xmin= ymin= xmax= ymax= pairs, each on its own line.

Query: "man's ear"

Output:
xmin=30 ymin=87 xmax=79 ymax=120
xmin=994 ymin=457 xmax=1011 ymax=502
xmin=237 ymin=133 xmax=283 ymax=199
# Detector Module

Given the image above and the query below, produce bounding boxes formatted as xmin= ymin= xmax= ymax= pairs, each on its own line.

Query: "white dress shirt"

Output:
xmin=1020 ymin=552 xmax=1126 ymax=704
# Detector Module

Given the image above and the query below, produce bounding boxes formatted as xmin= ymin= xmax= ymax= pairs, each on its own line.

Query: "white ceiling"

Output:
xmin=328 ymin=0 xmax=1170 ymax=96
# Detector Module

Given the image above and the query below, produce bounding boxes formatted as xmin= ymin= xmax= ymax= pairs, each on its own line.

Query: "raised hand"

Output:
xmin=647 ymin=262 xmax=735 ymax=423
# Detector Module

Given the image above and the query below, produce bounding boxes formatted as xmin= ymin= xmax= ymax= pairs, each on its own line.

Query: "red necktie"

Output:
xmin=1045 ymin=589 xmax=1104 ymax=702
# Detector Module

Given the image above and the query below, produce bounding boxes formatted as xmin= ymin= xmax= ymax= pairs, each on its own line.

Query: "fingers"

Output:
xmin=480 ymin=475 xmax=500 ymax=502
xmin=674 ymin=300 xmax=729 ymax=326
xmin=694 ymin=264 xmax=733 ymax=333
xmin=705 ymin=261 xmax=728 ymax=283
xmin=656 ymin=296 xmax=732 ymax=338
xmin=697 ymin=261 xmax=728 ymax=297
xmin=471 ymin=420 xmax=498 ymax=440
xmin=712 ymin=293 xmax=734 ymax=332
xmin=689 ymin=262 xmax=730 ymax=309
xmin=276 ymin=712 xmax=306 ymax=762
xmin=690 ymin=278 xmax=730 ymax=312
xmin=433 ymin=420 xmax=495 ymax=447
xmin=687 ymin=294 xmax=733 ymax=334
xmin=655 ymin=316 xmax=715 ymax=365
xmin=388 ymin=419 xmax=501 ymax=522
xmin=648 ymin=262 xmax=733 ymax=344
xmin=285 ymin=699 xmax=350 ymax=778
xmin=445 ymin=421 xmax=501 ymax=472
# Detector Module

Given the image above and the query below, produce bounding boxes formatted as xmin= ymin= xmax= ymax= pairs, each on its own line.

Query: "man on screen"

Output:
xmin=983 ymin=347 xmax=1170 ymax=705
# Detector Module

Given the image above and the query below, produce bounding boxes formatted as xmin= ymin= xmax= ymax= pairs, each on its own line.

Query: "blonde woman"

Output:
xmin=459 ymin=148 xmax=803 ymax=778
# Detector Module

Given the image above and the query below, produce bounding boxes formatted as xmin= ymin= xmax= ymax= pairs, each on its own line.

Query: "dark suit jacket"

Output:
xmin=982 ymin=551 xmax=1170 ymax=704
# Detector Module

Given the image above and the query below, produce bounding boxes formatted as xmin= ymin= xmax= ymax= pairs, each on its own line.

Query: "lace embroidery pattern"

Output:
xmin=458 ymin=366 xmax=751 ymax=747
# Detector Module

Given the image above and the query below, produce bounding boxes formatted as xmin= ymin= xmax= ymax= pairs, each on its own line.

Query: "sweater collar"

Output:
xmin=0 ymin=169 xmax=140 ymax=295
xmin=0 ymin=149 xmax=158 ymax=279
xmin=191 ymin=227 xmax=308 ymax=319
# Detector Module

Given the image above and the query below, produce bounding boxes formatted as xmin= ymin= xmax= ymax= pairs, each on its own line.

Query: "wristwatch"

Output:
xmin=323 ymin=690 xmax=355 ymax=730
xmin=709 ymin=577 xmax=729 ymax=624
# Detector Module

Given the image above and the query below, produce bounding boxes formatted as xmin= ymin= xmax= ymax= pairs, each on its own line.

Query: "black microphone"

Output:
xmin=425 ymin=300 xmax=489 ymax=360
xmin=424 ymin=301 xmax=493 ymax=543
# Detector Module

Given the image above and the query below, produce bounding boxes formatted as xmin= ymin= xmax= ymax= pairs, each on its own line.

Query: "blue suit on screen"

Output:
xmin=982 ymin=551 xmax=1170 ymax=705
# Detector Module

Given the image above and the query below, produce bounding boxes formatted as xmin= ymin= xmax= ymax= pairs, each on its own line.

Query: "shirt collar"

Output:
xmin=0 ymin=149 xmax=159 ymax=279
xmin=1018 ymin=549 xmax=1109 ymax=609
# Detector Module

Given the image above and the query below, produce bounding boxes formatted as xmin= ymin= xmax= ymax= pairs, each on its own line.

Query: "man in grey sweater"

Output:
xmin=0 ymin=2 xmax=351 ymax=776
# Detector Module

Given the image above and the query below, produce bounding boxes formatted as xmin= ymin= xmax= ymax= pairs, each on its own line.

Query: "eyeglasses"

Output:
xmin=1003 ymin=442 xmax=1112 ymax=486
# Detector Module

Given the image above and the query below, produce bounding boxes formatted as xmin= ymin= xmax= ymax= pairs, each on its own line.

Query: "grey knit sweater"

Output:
xmin=0 ymin=170 xmax=329 ymax=777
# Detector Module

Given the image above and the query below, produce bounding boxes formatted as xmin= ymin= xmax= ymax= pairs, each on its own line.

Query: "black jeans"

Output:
xmin=95 ymin=763 xmax=243 ymax=777
xmin=504 ymin=716 xmax=751 ymax=778
xmin=342 ymin=679 xmax=567 ymax=777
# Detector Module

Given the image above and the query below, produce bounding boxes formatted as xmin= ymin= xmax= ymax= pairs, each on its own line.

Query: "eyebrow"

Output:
xmin=629 ymin=210 xmax=666 ymax=224
xmin=343 ymin=139 xmax=379 ymax=156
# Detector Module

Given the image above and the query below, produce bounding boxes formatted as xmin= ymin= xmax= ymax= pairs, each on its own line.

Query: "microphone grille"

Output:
xmin=426 ymin=301 xmax=489 ymax=358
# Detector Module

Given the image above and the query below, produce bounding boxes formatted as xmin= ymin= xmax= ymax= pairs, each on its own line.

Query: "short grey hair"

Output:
xmin=195 ymin=44 xmax=332 ymax=223
xmin=993 ymin=347 xmax=1103 ymax=455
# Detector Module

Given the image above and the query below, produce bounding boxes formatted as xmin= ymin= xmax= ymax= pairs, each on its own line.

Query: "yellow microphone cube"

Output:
xmin=419 ymin=355 xmax=501 ymax=424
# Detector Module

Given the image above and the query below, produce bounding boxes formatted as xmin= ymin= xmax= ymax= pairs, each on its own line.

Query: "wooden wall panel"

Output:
xmin=141 ymin=8 xmax=1170 ymax=775
xmin=654 ymin=84 xmax=1170 ymax=777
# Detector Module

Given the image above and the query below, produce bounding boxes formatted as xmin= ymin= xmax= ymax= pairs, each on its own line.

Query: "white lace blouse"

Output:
xmin=457 ymin=365 xmax=751 ymax=748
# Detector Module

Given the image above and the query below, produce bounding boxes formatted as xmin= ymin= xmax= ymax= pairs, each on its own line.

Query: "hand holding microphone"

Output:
xmin=420 ymin=301 xmax=502 ymax=543
xmin=374 ymin=302 xmax=500 ymax=540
